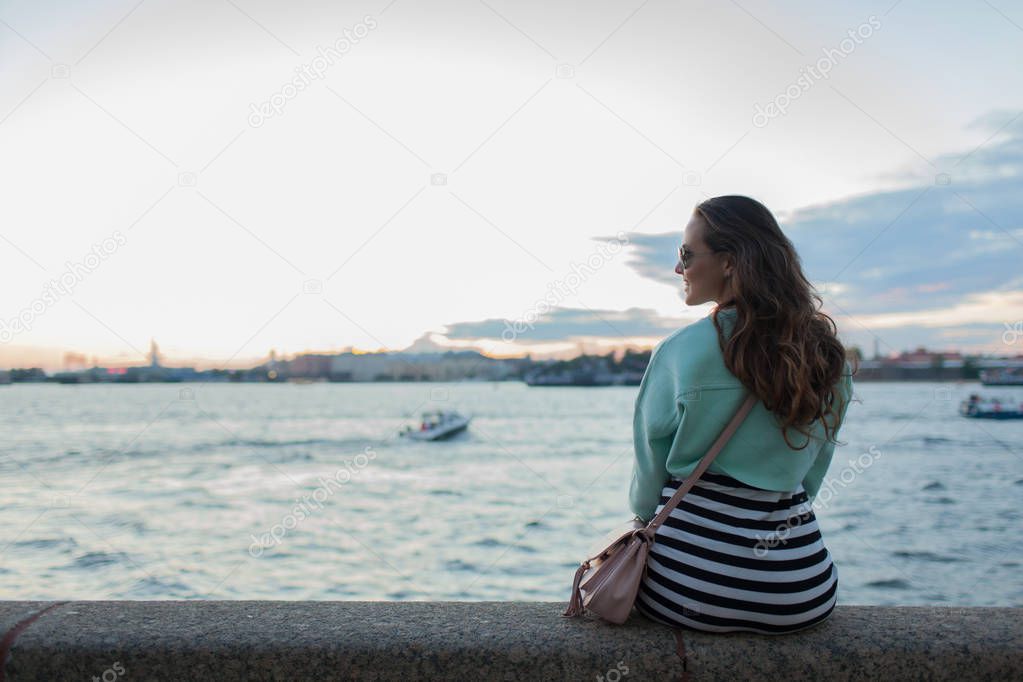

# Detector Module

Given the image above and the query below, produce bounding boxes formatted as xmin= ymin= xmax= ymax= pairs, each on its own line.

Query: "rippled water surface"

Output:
xmin=1 ymin=380 xmax=1020 ymax=605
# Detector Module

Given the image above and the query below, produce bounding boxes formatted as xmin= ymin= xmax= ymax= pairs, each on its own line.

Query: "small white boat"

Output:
xmin=399 ymin=410 xmax=471 ymax=440
xmin=959 ymin=394 xmax=1023 ymax=419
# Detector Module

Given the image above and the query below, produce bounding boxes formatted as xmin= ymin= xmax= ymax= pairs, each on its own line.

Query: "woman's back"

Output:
xmin=629 ymin=306 xmax=855 ymax=524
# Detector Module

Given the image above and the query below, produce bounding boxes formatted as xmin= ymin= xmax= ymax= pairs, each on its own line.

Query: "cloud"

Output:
xmin=440 ymin=306 xmax=692 ymax=343
xmin=621 ymin=232 xmax=681 ymax=288
xmin=622 ymin=108 xmax=1023 ymax=328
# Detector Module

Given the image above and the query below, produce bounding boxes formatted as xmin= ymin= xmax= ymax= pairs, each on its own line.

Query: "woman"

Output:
xmin=630 ymin=195 xmax=856 ymax=634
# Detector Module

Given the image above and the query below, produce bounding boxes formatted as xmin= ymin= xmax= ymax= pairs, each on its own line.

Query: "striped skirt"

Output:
xmin=634 ymin=471 xmax=838 ymax=634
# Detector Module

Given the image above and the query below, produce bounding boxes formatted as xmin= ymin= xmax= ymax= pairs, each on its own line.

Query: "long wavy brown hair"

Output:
xmin=694 ymin=195 xmax=858 ymax=450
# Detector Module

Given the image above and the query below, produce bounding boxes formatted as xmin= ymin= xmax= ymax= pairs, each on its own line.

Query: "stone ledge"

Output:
xmin=0 ymin=602 xmax=1020 ymax=681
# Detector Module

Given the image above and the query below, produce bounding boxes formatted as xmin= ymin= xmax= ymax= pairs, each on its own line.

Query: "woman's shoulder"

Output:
xmin=655 ymin=311 xmax=724 ymax=356
xmin=648 ymin=313 xmax=732 ymax=389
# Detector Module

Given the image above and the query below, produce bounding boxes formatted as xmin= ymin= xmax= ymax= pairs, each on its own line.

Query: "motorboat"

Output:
xmin=959 ymin=394 xmax=1023 ymax=419
xmin=399 ymin=410 xmax=472 ymax=440
xmin=980 ymin=368 xmax=1023 ymax=386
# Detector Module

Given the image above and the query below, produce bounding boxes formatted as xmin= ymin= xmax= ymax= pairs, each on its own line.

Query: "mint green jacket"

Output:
xmin=629 ymin=307 xmax=855 ymax=522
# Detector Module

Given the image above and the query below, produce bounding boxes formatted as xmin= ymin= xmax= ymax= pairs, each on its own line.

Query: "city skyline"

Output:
xmin=14 ymin=324 xmax=1022 ymax=375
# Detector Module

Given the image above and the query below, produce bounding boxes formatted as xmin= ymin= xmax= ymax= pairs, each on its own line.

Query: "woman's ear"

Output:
xmin=723 ymin=254 xmax=735 ymax=278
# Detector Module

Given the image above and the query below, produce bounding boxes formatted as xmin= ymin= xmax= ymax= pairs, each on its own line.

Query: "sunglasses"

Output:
xmin=678 ymin=246 xmax=717 ymax=270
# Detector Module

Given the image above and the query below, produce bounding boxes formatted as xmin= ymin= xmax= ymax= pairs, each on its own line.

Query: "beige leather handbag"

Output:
xmin=562 ymin=392 xmax=758 ymax=625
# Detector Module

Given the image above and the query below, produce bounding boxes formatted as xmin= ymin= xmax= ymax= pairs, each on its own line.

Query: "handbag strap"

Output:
xmin=645 ymin=391 xmax=758 ymax=534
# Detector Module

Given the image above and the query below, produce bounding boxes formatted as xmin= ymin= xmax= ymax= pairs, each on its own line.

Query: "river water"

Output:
xmin=1 ymin=380 xmax=1020 ymax=605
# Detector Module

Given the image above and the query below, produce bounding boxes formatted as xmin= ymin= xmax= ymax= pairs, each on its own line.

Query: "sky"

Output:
xmin=1 ymin=0 xmax=1022 ymax=371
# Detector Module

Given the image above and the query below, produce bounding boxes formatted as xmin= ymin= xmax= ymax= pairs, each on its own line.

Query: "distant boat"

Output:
xmin=524 ymin=370 xmax=614 ymax=387
xmin=53 ymin=372 xmax=87 ymax=384
xmin=959 ymin=394 xmax=1023 ymax=419
xmin=523 ymin=369 xmax=643 ymax=386
xmin=980 ymin=368 xmax=1023 ymax=386
xmin=399 ymin=410 xmax=471 ymax=440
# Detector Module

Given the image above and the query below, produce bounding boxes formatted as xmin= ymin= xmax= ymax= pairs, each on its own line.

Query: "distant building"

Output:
xmin=149 ymin=339 xmax=162 ymax=368
xmin=851 ymin=346 xmax=1012 ymax=381
xmin=287 ymin=353 xmax=334 ymax=379
xmin=326 ymin=350 xmax=513 ymax=382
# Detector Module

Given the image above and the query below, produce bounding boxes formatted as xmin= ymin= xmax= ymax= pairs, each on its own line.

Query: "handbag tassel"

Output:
xmin=562 ymin=560 xmax=590 ymax=617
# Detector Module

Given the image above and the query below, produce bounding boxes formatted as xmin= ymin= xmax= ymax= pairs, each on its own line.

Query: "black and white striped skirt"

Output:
xmin=634 ymin=471 xmax=838 ymax=634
